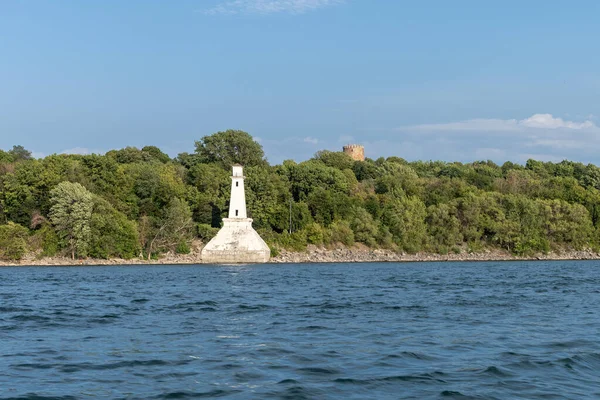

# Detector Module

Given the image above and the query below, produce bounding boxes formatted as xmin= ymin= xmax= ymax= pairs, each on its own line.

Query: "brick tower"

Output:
xmin=343 ymin=144 xmax=365 ymax=161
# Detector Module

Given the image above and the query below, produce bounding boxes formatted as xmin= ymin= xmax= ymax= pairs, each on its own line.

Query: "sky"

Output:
xmin=1 ymin=0 xmax=600 ymax=165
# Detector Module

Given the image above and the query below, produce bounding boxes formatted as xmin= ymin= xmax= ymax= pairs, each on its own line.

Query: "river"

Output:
xmin=1 ymin=261 xmax=599 ymax=399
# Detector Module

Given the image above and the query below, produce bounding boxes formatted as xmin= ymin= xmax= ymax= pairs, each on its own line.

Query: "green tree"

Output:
xmin=350 ymin=207 xmax=378 ymax=246
xmin=146 ymin=198 xmax=194 ymax=259
xmin=9 ymin=145 xmax=33 ymax=162
xmin=382 ymin=196 xmax=427 ymax=252
xmin=89 ymin=196 xmax=139 ymax=259
xmin=0 ymin=222 xmax=29 ymax=261
xmin=142 ymin=146 xmax=171 ymax=163
xmin=49 ymin=182 xmax=94 ymax=259
xmin=194 ymin=130 xmax=266 ymax=168
xmin=328 ymin=220 xmax=355 ymax=246
xmin=187 ymin=163 xmax=230 ymax=226
xmin=313 ymin=150 xmax=354 ymax=170
xmin=426 ymin=203 xmax=462 ymax=251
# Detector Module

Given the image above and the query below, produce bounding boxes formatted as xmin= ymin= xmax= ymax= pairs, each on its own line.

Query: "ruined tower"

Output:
xmin=343 ymin=144 xmax=365 ymax=161
xmin=200 ymin=165 xmax=271 ymax=264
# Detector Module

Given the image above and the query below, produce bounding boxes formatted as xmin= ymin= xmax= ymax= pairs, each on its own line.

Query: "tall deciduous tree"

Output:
xmin=49 ymin=182 xmax=93 ymax=259
xmin=194 ymin=130 xmax=266 ymax=169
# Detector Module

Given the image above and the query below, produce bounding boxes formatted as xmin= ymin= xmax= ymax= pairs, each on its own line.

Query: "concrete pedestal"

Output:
xmin=201 ymin=218 xmax=270 ymax=264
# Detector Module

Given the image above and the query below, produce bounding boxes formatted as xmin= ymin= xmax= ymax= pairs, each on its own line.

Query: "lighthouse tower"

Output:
xmin=200 ymin=164 xmax=271 ymax=264
xmin=229 ymin=164 xmax=247 ymax=219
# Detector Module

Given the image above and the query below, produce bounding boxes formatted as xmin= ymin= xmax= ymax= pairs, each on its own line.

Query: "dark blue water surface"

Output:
xmin=1 ymin=261 xmax=600 ymax=399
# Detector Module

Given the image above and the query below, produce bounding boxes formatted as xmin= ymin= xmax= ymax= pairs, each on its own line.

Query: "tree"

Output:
xmin=382 ymin=196 xmax=427 ymax=252
xmin=9 ymin=145 xmax=33 ymax=162
xmin=0 ymin=150 xmax=14 ymax=164
xmin=142 ymin=146 xmax=171 ymax=163
xmin=49 ymin=182 xmax=93 ymax=259
xmin=194 ymin=130 xmax=266 ymax=168
xmin=0 ymin=222 xmax=29 ymax=261
xmin=283 ymin=160 xmax=350 ymax=201
xmin=146 ymin=198 xmax=194 ymax=259
xmin=350 ymin=207 xmax=378 ymax=246
xmin=313 ymin=150 xmax=354 ymax=170
xmin=187 ymin=163 xmax=230 ymax=226
xmin=426 ymin=203 xmax=462 ymax=251
xmin=89 ymin=195 xmax=139 ymax=259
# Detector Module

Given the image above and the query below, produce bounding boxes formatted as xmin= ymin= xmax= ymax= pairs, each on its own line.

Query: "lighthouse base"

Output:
xmin=200 ymin=218 xmax=271 ymax=264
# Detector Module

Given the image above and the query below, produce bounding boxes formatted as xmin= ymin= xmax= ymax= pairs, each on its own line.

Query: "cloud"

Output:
xmin=385 ymin=113 xmax=600 ymax=164
xmin=520 ymin=114 xmax=594 ymax=130
xmin=400 ymin=114 xmax=597 ymax=133
xmin=202 ymin=0 xmax=345 ymax=15
xmin=60 ymin=147 xmax=91 ymax=155
xmin=60 ymin=147 xmax=104 ymax=155
xmin=303 ymin=136 xmax=319 ymax=144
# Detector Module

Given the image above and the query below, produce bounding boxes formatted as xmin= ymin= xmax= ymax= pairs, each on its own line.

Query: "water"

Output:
xmin=1 ymin=261 xmax=599 ymax=399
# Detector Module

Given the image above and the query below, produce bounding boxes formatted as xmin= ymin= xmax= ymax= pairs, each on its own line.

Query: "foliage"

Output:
xmin=194 ymin=129 xmax=266 ymax=169
xmin=0 ymin=222 xmax=29 ymax=260
xmin=197 ymin=223 xmax=219 ymax=242
xmin=3 ymin=133 xmax=600 ymax=260
xmin=89 ymin=195 xmax=139 ymax=259
xmin=9 ymin=145 xmax=33 ymax=162
xmin=49 ymin=181 xmax=94 ymax=259
xmin=328 ymin=220 xmax=355 ymax=247
xmin=145 ymin=198 xmax=194 ymax=259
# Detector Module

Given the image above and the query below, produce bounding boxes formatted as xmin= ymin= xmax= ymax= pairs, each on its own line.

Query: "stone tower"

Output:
xmin=343 ymin=144 xmax=365 ymax=161
xmin=200 ymin=164 xmax=271 ymax=264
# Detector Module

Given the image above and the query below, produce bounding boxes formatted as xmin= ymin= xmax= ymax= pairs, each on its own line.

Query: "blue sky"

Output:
xmin=1 ymin=0 xmax=599 ymax=164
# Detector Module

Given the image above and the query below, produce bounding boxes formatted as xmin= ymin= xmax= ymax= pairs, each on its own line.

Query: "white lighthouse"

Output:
xmin=229 ymin=164 xmax=247 ymax=219
xmin=200 ymin=164 xmax=271 ymax=264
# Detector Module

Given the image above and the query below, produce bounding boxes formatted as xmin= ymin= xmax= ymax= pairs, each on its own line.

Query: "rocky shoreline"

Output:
xmin=2 ymin=244 xmax=600 ymax=266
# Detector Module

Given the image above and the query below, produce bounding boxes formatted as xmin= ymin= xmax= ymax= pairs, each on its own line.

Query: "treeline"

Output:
xmin=1 ymin=130 xmax=600 ymax=261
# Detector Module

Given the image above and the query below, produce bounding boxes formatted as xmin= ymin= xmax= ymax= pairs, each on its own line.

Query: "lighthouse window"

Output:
xmin=235 ymin=210 xmax=239 ymax=216
xmin=236 ymin=182 xmax=239 ymax=187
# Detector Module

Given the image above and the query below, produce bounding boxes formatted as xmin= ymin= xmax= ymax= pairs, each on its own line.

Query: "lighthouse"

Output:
xmin=200 ymin=164 xmax=271 ymax=264
xmin=229 ymin=164 xmax=247 ymax=218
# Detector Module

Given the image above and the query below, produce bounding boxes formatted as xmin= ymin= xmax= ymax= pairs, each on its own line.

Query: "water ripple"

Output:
xmin=1 ymin=261 xmax=599 ymax=399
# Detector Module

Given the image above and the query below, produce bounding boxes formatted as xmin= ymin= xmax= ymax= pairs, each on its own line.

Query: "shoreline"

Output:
xmin=2 ymin=245 xmax=600 ymax=266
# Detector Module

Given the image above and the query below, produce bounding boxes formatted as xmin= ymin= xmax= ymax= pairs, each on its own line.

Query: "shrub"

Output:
xmin=176 ymin=240 xmax=191 ymax=254
xmin=277 ymin=231 xmax=308 ymax=251
xmin=269 ymin=245 xmax=280 ymax=257
xmin=39 ymin=225 xmax=59 ymax=257
xmin=0 ymin=222 xmax=29 ymax=261
xmin=304 ymin=222 xmax=324 ymax=245
xmin=197 ymin=224 xmax=219 ymax=242
xmin=329 ymin=220 xmax=354 ymax=247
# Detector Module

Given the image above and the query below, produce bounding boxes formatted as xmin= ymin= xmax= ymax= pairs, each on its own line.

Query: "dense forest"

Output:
xmin=1 ymin=129 xmax=599 ymax=261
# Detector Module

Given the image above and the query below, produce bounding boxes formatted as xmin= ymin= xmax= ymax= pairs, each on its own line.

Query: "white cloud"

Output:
xmin=60 ymin=147 xmax=104 ymax=155
xmin=60 ymin=147 xmax=91 ymax=155
xmin=520 ymin=114 xmax=594 ymax=130
xmin=524 ymin=138 xmax=587 ymax=150
xmin=202 ymin=0 xmax=344 ymax=15
xmin=400 ymin=113 xmax=598 ymax=133
xmin=403 ymin=118 xmax=520 ymax=132
xmin=372 ymin=113 xmax=600 ymax=164
xmin=303 ymin=136 xmax=319 ymax=144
